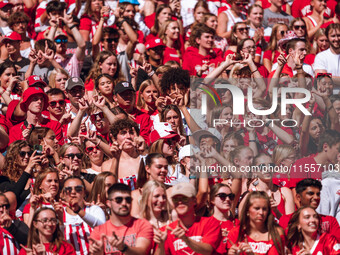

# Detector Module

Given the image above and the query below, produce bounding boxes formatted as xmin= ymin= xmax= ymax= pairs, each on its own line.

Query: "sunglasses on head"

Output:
xmin=49 ymin=100 xmax=66 ymax=108
xmin=294 ymin=25 xmax=306 ymax=30
xmin=110 ymin=196 xmax=132 ymax=204
xmin=65 ymin=153 xmax=82 ymax=160
xmin=63 ymin=185 xmax=84 ymax=194
xmin=90 ymin=112 xmax=105 ymax=122
xmin=316 ymin=73 xmax=332 ymax=79
xmin=104 ymin=38 xmax=119 ymax=43
xmin=55 ymin=38 xmax=68 ymax=44
xmin=215 ymin=193 xmax=235 ymax=201
xmin=86 ymin=146 xmax=99 ymax=153
xmin=19 ymin=151 xmax=33 ymax=157
xmin=165 ymin=139 xmax=176 ymax=146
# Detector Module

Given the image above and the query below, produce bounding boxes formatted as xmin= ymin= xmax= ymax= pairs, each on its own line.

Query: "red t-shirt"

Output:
xmin=227 ymin=226 xmax=285 ymax=255
xmin=289 ymin=156 xmax=322 ymax=188
xmin=291 ymin=0 xmax=336 ymax=18
xmin=128 ymin=108 xmax=152 ymax=143
xmin=279 ymin=213 xmax=340 ymax=241
xmin=160 ymin=216 xmax=222 ymax=255
xmin=90 ymin=218 xmax=153 ymax=254
xmin=291 ymin=233 xmax=340 ymax=255
xmin=19 ymin=241 xmax=76 ymax=255
xmin=163 ymin=47 xmax=182 ymax=65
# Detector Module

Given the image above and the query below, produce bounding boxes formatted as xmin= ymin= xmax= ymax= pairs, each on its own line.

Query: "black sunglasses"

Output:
xmin=19 ymin=151 xmax=33 ymax=157
xmin=237 ymin=27 xmax=250 ymax=33
xmin=49 ymin=100 xmax=66 ymax=108
xmin=110 ymin=196 xmax=132 ymax=204
xmin=65 ymin=153 xmax=82 ymax=160
xmin=280 ymin=30 xmax=287 ymax=36
xmin=215 ymin=193 xmax=235 ymax=201
xmin=294 ymin=25 xmax=306 ymax=30
xmin=104 ymin=38 xmax=119 ymax=43
xmin=0 ymin=204 xmax=10 ymax=210
xmin=55 ymin=38 xmax=68 ymax=44
xmin=63 ymin=185 xmax=84 ymax=194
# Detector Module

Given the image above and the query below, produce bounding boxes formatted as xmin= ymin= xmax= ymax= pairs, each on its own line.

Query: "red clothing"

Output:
xmin=279 ymin=213 xmax=340 ymax=241
xmin=227 ymin=226 xmax=285 ymax=255
xmin=304 ymin=54 xmax=316 ymax=65
xmin=291 ymin=0 xmax=336 ymax=18
xmin=291 ymin=233 xmax=340 ymax=255
xmin=289 ymin=156 xmax=322 ymax=188
xmin=19 ymin=241 xmax=75 ymax=255
xmin=9 ymin=118 xmax=63 ymax=146
xmin=85 ymin=78 xmax=94 ymax=92
xmin=322 ymin=20 xmax=336 ymax=28
xmin=0 ymin=114 xmax=9 ymax=134
xmin=263 ymin=50 xmax=280 ymax=69
xmin=160 ymin=216 xmax=222 ymax=255
xmin=144 ymin=13 xmax=156 ymax=29
xmin=0 ymin=227 xmax=19 ymax=255
xmin=128 ymin=108 xmax=152 ymax=143
xmin=182 ymin=47 xmax=224 ymax=77
xmin=90 ymin=218 xmax=153 ymax=255
xmin=163 ymin=46 xmax=182 ymax=65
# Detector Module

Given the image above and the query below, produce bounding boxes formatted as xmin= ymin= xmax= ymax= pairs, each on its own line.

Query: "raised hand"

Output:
xmin=106 ymin=231 xmax=126 ymax=251
xmin=21 ymin=124 xmax=33 ymax=140
xmin=89 ymin=234 xmax=105 ymax=254
xmin=49 ymin=15 xmax=58 ymax=28
xmin=33 ymin=243 xmax=46 ymax=255
xmin=93 ymin=95 xmax=106 ymax=109
xmin=153 ymin=227 xmax=167 ymax=244
xmin=60 ymin=9 xmax=74 ymax=26
xmin=277 ymin=53 xmax=287 ymax=67
xmin=166 ymin=220 xmax=188 ymax=242
xmin=20 ymin=245 xmax=33 ymax=255
xmin=28 ymin=47 xmax=38 ymax=64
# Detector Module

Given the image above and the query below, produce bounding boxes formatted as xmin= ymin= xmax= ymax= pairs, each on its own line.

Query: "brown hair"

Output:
xmin=136 ymin=79 xmax=159 ymax=110
xmin=87 ymin=172 xmax=116 ymax=204
xmin=151 ymin=5 xmax=172 ymax=36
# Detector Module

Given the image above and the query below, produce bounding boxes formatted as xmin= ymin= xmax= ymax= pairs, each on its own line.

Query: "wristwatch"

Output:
xmin=118 ymin=244 xmax=128 ymax=253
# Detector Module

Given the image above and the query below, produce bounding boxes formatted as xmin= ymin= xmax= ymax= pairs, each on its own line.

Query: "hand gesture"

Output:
xmin=49 ymin=15 xmax=58 ymax=28
xmin=41 ymin=41 xmax=55 ymax=62
xmin=129 ymin=63 xmax=138 ymax=78
xmin=155 ymin=96 xmax=167 ymax=112
xmin=224 ymin=53 xmax=239 ymax=67
xmin=293 ymin=51 xmax=303 ymax=70
xmin=91 ymin=194 xmax=106 ymax=211
xmin=30 ymin=194 xmax=42 ymax=210
xmin=53 ymin=200 xmax=64 ymax=223
xmin=78 ymin=97 xmax=90 ymax=112
xmin=133 ymin=136 xmax=146 ymax=154
xmin=0 ymin=212 xmax=13 ymax=228
xmin=20 ymin=245 xmax=34 ymax=255
xmin=100 ymin=6 xmax=110 ymax=19
xmin=166 ymin=220 xmax=188 ymax=242
xmin=109 ymin=137 xmax=121 ymax=158
xmin=253 ymin=27 xmax=264 ymax=43
xmin=89 ymin=234 xmax=105 ymax=254
xmin=277 ymin=53 xmax=287 ymax=67
xmin=169 ymin=0 xmax=181 ymax=14
xmin=33 ymin=243 xmax=46 ymax=255
xmin=240 ymin=51 xmax=253 ymax=66
xmin=93 ymin=95 xmax=106 ymax=109
xmin=59 ymin=109 xmax=72 ymax=126
xmin=21 ymin=124 xmax=33 ymax=140
xmin=7 ymin=76 xmax=20 ymax=92
xmin=25 ymin=151 xmax=41 ymax=173
xmin=153 ymin=227 xmax=167 ymax=245
xmin=106 ymin=231 xmax=126 ymax=251
xmin=60 ymin=9 xmax=74 ymax=26
xmin=139 ymin=61 xmax=153 ymax=74
xmin=28 ymin=47 xmax=38 ymax=64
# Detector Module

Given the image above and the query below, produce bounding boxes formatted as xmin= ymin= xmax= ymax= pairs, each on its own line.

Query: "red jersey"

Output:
xmin=163 ymin=47 xmax=182 ymax=65
xmin=291 ymin=233 xmax=340 ymax=255
xmin=289 ymin=156 xmax=322 ymax=188
xmin=128 ymin=108 xmax=153 ymax=143
xmin=160 ymin=216 xmax=222 ymax=255
xmin=291 ymin=0 xmax=336 ymax=18
xmin=279 ymin=213 xmax=340 ymax=241
xmin=19 ymin=241 xmax=76 ymax=255
xmin=227 ymin=226 xmax=285 ymax=255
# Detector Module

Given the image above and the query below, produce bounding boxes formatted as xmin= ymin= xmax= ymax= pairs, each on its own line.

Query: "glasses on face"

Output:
xmin=13 ymin=21 xmax=27 ymax=26
xmin=64 ymin=153 xmax=82 ymax=160
xmin=294 ymin=25 xmax=306 ymax=30
xmin=35 ymin=218 xmax=58 ymax=225
xmin=68 ymin=87 xmax=84 ymax=96
xmin=0 ymin=204 xmax=10 ymax=210
xmin=151 ymin=46 xmax=165 ymax=52
xmin=215 ymin=193 xmax=235 ymax=201
xmin=316 ymin=73 xmax=332 ymax=79
xmin=109 ymin=196 xmax=132 ymax=204
xmin=85 ymin=146 xmax=99 ymax=153
xmin=49 ymin=100 xmax=66 ymax=108
xmin=90 ymin=112 xmax=105 ymax=122
xmin=19 ymin=151 xmax=33 ymax=157
xmin=280 ymin=30 xmax=287 ymax=36
xmin=237 ymin=27 xmax=250 ymax=33
xmin=258 ymin=163 xmax=276 ymax=169
xmin=63 ymin=185 xmax=84 ymax=194
xmin=104 ymin=38 xmax=119 ymax=43
xmin=172 ymin=196 xmax=190 ymax=204
xmin=242 ymin=45 xmax=256 ymax=51
xmin=235 ymin=2 xmax=247 ymax=6
xmin=55 ymin=38 xmax=68 ymax=44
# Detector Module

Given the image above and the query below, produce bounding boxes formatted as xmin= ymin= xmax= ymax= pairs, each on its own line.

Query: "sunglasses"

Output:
xmin=294 ymin=25 xmax=306 ymax=30
xmin=0 ymin=204 xmax=10 ymax=210
xmin=19 ymin=151 xmax=33 ymax=157
xmin=172 ymin=196 xmax=190 ymax=204
xmin=110 ymin=196 xmax=132 ymax=204
xmin=49 ymin=100 xmax=66 ymax=108
xmin=64 ymin=153 xmax=82 ymax=160
xmin=316 ymin=73 xmax=332 ymax=79
xmin=104 ymin=38 xmax=119 ymax=43
xmin=63 ymin=185 xmax=84 ymax=194
xmin=35 ymin=218 xmax=58 ymax=225
xmin=215 ymin=193 xmax=235 ymax=201
xmin=280 ymin=30 xmax=287 ymax=36
xmin=90 ymin=112 xmax=105 ymax=122
xmin=86 ymin=146 xmax=99 ymax=153
xmin=258 ymin=163 xmax=276 ymax=169
xmin=235 ymin=2 xmax=247 ymax=6
xmin=55 ymin=38 xmax=68 ymax=44
xmin=237 ymin=27 xmax=250 ymax=33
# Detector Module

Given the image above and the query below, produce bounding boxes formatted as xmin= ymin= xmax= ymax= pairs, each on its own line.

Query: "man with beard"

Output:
xmin=89 ymin=183 xmax=153 ymax=255
xmin=0 ymin=1 xmax=13 ymax=35
xmin=314 ymin=23 xmax=340 ymax=77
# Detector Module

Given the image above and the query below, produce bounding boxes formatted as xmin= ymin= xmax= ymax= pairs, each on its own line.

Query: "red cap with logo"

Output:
xmin=145 ymin=37 xmax=166 ymax=50
xmin=20 ymin=87 xmax=49 ymax=112
xmin=0 ymin=32 xmax=22 ymax=44
xmin=27 ymin=75 xmax=47 ymax=87
xmin=0 ymin=1 xmax=14 ymax=8
xmin=149 ymin=122 xmax=180 ymax=145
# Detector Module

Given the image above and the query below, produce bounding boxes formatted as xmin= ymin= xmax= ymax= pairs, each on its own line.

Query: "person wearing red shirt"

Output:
xmin=279 ymin=179 xmax=340 ymax=241
xmin=155 ymin=182 xmax=222 ymax=255
xmin=8 ymin=87 xmax=63 ymax=145
xmin=182 ymin=23 xmax=223 ymax=78
xmin=89 ymin=183 xmax=153 ymax=254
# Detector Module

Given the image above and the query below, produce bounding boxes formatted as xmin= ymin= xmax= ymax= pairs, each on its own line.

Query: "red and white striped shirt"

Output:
xmin=0 ymin=228 xmax=19 ymax=255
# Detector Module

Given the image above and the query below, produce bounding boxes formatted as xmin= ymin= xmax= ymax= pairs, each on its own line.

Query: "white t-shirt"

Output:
xmin=313 ymin=48 xmax=340 ymax=76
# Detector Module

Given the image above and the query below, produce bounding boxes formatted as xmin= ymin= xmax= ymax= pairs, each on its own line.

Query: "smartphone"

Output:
xmin=33 ymin=145 xmax=43 ymax=155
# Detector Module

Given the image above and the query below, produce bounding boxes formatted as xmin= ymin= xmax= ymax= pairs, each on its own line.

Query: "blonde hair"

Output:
xmin=48 ymin=68 xmax=69 ymax=89
xmin=136 ymin=79 xmax=158 ymax=110
xmin=272 ymin=144 xmax=296 ymax=166
xmin=158 ymin=20 xmax=181 ymax=55
xmin=312 ymin=28 xmax=327 ymax=54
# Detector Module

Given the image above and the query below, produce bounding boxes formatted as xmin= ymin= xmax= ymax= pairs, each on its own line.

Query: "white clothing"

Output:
xmin=313 ymin=48 xmax=340 ymax=76
xmin=271 ymin=62 xmax=315 ymax=77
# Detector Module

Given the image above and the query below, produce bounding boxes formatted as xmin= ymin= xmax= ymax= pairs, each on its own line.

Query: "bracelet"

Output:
xmin=147 ymin=70 xmax=155 ymax=77
xmin=118 ymin=244 xmax=128 ymax=253
xmin=251 ymin=69 xmax=258 ymax=74
xmin=249 ymin=140 xmax=256 ymax=142
xmin=69 ymin=24 xmax=77 ymax=30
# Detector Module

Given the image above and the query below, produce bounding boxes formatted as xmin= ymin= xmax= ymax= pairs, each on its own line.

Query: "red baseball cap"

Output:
xmin=0 ymin=1 xmax=14 ymax=9
xmin=1 ymin=31 xmax=22 ymax=44
xmin=27 ymin=75 xmax=47 ymax=87
xmin=145 ymin=37 xmax=166 ymax=50
xmin=20 ymin=87 xmax=49 ymax=112
xmin=149 ymin=122 xmax=180 ymax=145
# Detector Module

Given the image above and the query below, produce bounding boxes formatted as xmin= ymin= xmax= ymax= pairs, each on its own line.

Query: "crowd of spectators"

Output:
xmin=1 ymin=0 xmax=340 ymax=253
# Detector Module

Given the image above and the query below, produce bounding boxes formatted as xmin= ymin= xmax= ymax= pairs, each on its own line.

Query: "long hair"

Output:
xmin=272 ymin=144 xmax=296 ymax=166
xmin=312 ymin=28 xmax=328 ymax=54
xmin=48 ymin=68 xmax=69 ymax=89
xmin=28 ymin=127 xmax=51 ymax=147
xmin=160 ymin=104 xmax=185 ymax=136
xmin=136 ymin=79 xmax=159 ymax=110
xmin=238 ymin=191 xmax=284 ymax=254
xmin=230 ymin=22 xmax=248 ymax=46
xmin=3 ymin=141 xmax=30 ymax=182
xmin=87 ymin=172 xmax=116 ymax=204
xmin=209 ymin=183 xmax=235 ymax=217
xmin=139 ymin=180 xmax=170 ymax=222
xmin=86 ymin=51 xmax=125 ymax=84
xmin=33 ymin=168 xmax=60 ymax=197
xmin=151 ymin=5 xmax=171 ymax=36
xmin=286 ymin=206 xmax=321 ymax=251
xmin=28 ymin=208 xmax=65 ymax=252
xmin=158 ymin=20 xmax=182 ymax=55
xmin=84 ymin=0 xmax=104 ymax=18
xmin=235 ymin=38 xmax=255 ymax=60
xmin=267 ymin=23 xmax=288 ymax=53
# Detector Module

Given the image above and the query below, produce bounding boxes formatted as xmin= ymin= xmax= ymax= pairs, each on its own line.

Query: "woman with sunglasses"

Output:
xmin=1 ymin=141 xmax=41 ymax=210
xmin=23 ymin=169 xmax=60 ymax=227
xmin=263 ymin=23 xmax=288 ymax=72
xmin=19 ymin=207 xmax=76 ymax=254
xmin=287 ymin=206 xmax=340 ymax=255
xmin=227 ymin=191 xmax=285 ymax=255
xmin=83 ymin=137 xmax=107 ymax=175
xmin=61 ymin=176 xmax=106 ymax=255
xmin=217 ymin=0 xmax=247 ymax=39
xmin=209 ymin=183 xmax=240 ymax=254
xmin=239 ymin=154 xmax=295 ymax=221
xmin=224 ymin=22 xmax=250 ymax=59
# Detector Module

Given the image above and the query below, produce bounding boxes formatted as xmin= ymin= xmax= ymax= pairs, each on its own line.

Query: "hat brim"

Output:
xmin=192 ymin=130 xmax=219 ymax=144
xmin=20 ymin=92 xmax=49 ymax=112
